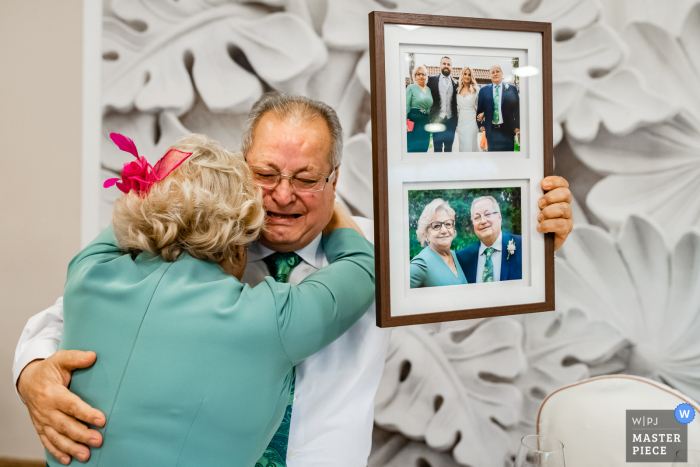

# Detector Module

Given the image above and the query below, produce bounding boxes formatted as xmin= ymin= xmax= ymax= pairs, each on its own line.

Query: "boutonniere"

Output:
xmin=505 ymin=83 xmax=510 ymax=90
xmin=507 ymin=239 xmax=516 ymax=260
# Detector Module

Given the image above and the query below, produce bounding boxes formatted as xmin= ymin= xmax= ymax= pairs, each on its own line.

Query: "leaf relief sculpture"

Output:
xmin=103 ymin=2 xmax=327 ymax=115
xmin=375 ymin=322 xmax=525 ymax=467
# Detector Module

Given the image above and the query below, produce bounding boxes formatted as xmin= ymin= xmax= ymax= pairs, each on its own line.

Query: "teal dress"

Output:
xmin=410 ymin=245 xmax=468 ymax=288
xmin=50 ymin=226 xmax=375 ymax=467
xmin=406 ymin=84 xmax=433 ymax=152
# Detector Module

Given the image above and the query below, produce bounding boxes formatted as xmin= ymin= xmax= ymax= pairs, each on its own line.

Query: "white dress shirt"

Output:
xmin=438 ymin=74 xmax=454 ymax=119
xmin=475 ymin=231 xmax=503 ymax=283
xmin=13 ymin=217 xmax=392 ymax=467
xmin=491 ymin=83 xmax=504 ymax=124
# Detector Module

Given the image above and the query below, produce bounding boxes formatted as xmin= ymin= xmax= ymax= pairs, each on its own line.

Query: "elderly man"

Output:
xmin=13 ymin=93 xmax=574 ymax=466
xmin=456 ymin=196 xmax=522 ymax=283
xmin=477 ymin=65 xmax=520 ymax=152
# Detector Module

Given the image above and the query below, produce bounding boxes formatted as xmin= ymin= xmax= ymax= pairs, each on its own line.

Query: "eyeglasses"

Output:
xmin=430 ymin=220 xmax=455 ymax=231
xmin=472 ymin=211 xmax=499 ymax=223
xmin=249 ymin=165 xmax=336 ymax=193
xmin=415 ymin=72 xmax=426 ymax=77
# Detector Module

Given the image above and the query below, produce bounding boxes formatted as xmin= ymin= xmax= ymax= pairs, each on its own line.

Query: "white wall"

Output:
xmin=0 ymin=0 xmax=83 ymax=459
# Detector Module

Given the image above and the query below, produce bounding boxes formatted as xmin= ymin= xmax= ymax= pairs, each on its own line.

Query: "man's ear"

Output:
xmin=332 ymin=165 xmax=340 ymax=189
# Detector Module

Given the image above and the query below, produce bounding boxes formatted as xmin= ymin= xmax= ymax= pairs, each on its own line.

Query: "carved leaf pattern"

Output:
xmin=511 ymin=309 xmax=627 ymax=439
xmin=557 ymin=216 xmax=700 ymax=402
xmin=369 ymin=429 xmax=463 ymax=467
xmin=103 ymin=2 xmax=327 ymax=115
xmin=335 ymin=133 xmax=374 ymax=218
xmin=574 ymin=8 xmax=700 ymax=242
xmin=375 ymin=322 xmax=525 ymax=467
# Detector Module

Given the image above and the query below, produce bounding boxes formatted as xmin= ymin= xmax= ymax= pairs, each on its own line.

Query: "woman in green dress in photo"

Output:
xmin=51 ymin=133 xmax=376 ymax=467
xmin=406 ymin=65 xmax=433 ymax=152
xmin=410 ymin=198 xmax=468 ymax=288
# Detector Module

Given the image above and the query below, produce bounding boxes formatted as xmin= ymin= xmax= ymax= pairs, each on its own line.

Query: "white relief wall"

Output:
xmin=97 ymin=1 xmax=700 ymax=465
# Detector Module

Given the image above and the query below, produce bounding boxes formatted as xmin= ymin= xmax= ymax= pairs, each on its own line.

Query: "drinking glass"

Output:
xmin=514 ymin=435 xmax=566 ymax=467
xmin=673 ymin=449 xmax=700 ymax=467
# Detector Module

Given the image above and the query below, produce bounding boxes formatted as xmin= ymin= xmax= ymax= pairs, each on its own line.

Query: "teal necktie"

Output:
xmin=482 ymin=247 xmax=495 ymax=283
xmin=256 ymin=252 xmax=301 ymax=467
xmin=493 ymin=84 xmax=500 ymax=124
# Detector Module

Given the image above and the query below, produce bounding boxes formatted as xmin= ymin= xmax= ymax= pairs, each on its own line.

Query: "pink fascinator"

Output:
xmin=103 ymin=133 xmax=192 ymax=196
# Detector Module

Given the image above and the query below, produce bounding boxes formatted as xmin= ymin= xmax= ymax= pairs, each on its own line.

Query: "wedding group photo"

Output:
xmin=404 ymin=52 xmax=522 ymax=154
xmin=408 ymin=186 xmax=523 ymax=289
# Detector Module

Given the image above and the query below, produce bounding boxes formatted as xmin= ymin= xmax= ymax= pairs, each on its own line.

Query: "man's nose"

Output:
xmin=270 ymin=177 xmax=295 ymax=205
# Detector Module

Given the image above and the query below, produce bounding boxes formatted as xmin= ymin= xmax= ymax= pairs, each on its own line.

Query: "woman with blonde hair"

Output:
xmin=456 ymin=66 xmax=483 ymax=152
xmin=50 ymin=133 xmax=375 ymax=466
xmin=406 ymin=64 xmax=433 ymax=152
xmin=410 ymin=198 xmax=467 ymax=288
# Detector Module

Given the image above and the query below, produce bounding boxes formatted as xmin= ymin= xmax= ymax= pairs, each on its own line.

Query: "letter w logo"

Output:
xmin=680 ymin=410 xmax=691 ymax=418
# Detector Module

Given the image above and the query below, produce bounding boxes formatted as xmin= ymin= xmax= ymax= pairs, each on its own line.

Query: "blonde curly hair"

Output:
xmin=112 ymin=133 xmax=265 ymax=263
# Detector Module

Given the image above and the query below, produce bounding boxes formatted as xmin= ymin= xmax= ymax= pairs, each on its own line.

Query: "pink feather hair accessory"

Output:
xmin=103 ymin=133 xmax=192 ymax=196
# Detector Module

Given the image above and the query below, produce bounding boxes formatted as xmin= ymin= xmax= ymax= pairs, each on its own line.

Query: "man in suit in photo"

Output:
xmin=426 ymin=56 xmax=459 ymax=152
xmin=477 ymin=65 xmax=520 ymax=152
xmin=456 ymin=195 xmax=522 ymax=283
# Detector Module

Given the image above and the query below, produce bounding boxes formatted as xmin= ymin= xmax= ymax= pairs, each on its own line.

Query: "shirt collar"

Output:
xmin=479 ymin=232 xmax=503 ymax=255
xmin=247 ymin=232 xmax=325 ymax=270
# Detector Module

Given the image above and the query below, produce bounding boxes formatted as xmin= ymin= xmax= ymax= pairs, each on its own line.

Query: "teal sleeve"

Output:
xmin=270 ymin=228 xmax=375 ymax=365
xmin=406 ymin=85 xmax=413 ymax=115
xmin=67 ymin=225 xmax=124 ymax=277
xmin=410 ymin=256 xmax=427 ymax=289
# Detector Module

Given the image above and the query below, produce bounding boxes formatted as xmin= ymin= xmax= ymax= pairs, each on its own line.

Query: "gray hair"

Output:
xmin=240 ymin=92 xmax=344 ymax=169
xmin=471 ymin=196 xmax=500 ymax=220
xmin=413 ymin=65 xmax=428 ymax=81
xmin=416 ymin=199 xmax=456 ymax=247
xmin=490 ymin=65 xmax=503 ymax=73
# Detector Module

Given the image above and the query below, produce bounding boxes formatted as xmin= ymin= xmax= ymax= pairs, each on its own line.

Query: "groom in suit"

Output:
xmin=426 ymin=56 xmax=459 ymax=152
xmin=477 ymin=65 xmax=520 ymax=152
xmin=456 ymin=195 xmax=522 ymax=283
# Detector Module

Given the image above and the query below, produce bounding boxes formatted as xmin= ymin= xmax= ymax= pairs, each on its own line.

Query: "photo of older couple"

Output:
xmin=409 ymin=187 xmax=523 ymax=289
xmin=405 ymin=53 xmax=521 ymax=153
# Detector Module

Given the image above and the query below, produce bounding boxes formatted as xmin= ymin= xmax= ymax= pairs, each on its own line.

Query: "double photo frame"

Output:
xmin=369 ymin=12 xmax=554 ymax=327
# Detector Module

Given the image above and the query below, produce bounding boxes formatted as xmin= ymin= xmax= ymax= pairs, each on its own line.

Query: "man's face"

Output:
xmin=246 ymin=112 xmax=337 ymax=253
xmin=490 ymin=66 xmax=503 ymax=85
xmin=440 ymin=58 xmax=452 ymax=77
xmin=471 ymin=199 xmax=502 ymax=247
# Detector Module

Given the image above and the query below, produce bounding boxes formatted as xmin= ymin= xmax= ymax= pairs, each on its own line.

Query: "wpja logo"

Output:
xmin=626 ymin=404 xmax=695 ymax=462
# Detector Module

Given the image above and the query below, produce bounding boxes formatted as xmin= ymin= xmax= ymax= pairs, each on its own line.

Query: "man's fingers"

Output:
xmin=536 ymin=218 xmax=572 ymax=235
xmin=39 ymin=433 xmax=72 ymax=465
xmin=44 ymin=425 xmax=91 ymax=463
xmin=537 ymin=202 xmax=572 ymax=222
xmin=50 ymin=410 xmax=103 ymax=448
xmin=55 ymin=388 xmax=105 ymax=427
xmin=541 ymin=175 xmax=569 ymax=191
xmin=50 ymin=350 xmax=97 ymax=372
xmin=538 ymin=187 xmax=572 ymax=208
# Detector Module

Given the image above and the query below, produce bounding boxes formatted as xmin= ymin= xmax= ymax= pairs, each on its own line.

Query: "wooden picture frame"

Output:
xmin=369 ymin=12 xmax=554 ymax=328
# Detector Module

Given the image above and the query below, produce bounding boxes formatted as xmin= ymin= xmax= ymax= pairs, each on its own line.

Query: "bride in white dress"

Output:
xmin=456 ymin=67 xmax=482 ymax=152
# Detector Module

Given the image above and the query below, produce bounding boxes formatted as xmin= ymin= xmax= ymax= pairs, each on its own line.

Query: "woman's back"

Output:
xmin=58 ymin=226 xmax=374 ymax=467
